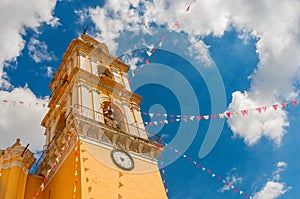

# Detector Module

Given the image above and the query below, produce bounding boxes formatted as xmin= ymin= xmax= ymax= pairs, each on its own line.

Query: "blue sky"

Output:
xmin=1 ymin=0 xmax=300 ymax=198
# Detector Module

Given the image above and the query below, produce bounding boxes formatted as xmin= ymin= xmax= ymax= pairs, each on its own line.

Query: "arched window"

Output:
xmin=98 ymin=64 xmax=113 ymax=79
xmin=102 ymin=101 xmax=126 ymax=132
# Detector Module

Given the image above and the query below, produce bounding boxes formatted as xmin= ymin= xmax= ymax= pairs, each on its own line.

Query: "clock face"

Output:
xmin=111 ymin=149 xmax=134 ymax=171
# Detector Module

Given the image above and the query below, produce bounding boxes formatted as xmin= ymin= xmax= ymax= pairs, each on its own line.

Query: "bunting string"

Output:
xmin=141 ymin=100 xmax=297 ymax=126
xmin=1 ymin=98 xmax=297 ymax=124
xmin=148 ymin=132 xmax=252 ymax=198
xmin=0 ymin=98 xmax=48 ymax=108
xmin=159 ymin=156 xmax=169 ymax=198
xmin=130 ymin=0 xmax=195 ymax=77
xmin=33 ymin=107 xmax=80 ymax=199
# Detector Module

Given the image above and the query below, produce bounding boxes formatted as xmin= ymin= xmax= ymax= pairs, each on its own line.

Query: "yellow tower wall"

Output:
xmin=41 ymin=144 xmax=81 ymax=199
xmin=24 ymin=175 xmax=44 ymax=199
xmin=80 ymin=141 xmax=167 ymax=199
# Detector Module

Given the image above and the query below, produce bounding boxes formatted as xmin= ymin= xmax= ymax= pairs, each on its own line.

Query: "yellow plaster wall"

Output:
xmin=41 ymin=144 xmax=82 ymax=199
xmin=80 ymin=141 xmax=167 ymax=199
xmin=0 ymin=157 xmax=29 ymax=199
xmin=24 ymin=175 xmax=44 ymax=199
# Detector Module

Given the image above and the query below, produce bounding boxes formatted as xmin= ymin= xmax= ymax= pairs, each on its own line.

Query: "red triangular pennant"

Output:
xmin=273 ymin=104 xmax=278 ymax=110
xmin=145 ymin=59 xmax=149 ymax=64
xmin=226 ymin=112 xmax=231 ymax=118
xmin=281 ymin=102 xmax=287 ymax=108
xmin=262 ymin=106 xmax=267 ymax=112
xmin=186 ymin=5 xmax=190 ymax=12
xmin=175 ymin=21 xmax=180 ymax=28
xmin=211 ymin=114 xmax=216 ymax=119
xmin=292 ymin=100 xmax=297 ymax=106
xmin=33 ymin=192 xmax=39 ymax=198
xmin=241 ymin=110 xmax=248 ymax=116
xmin=183 ymin=116 xmax=187 ymax=122
xmin=161 ymin=35 xmax=167 ymax=40
xmin=256 ymin=107 xmax=262 ymax=113
xmin=197 ymin=115 xmax=202 ymax=121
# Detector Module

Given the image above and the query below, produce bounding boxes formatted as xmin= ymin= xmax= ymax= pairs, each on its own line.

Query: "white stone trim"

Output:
xmin=1 ymin=162 xmax=29 ymax=174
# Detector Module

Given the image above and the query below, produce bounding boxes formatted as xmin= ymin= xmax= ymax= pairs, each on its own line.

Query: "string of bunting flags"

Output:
xmin=147 ymin=132 xmax=253 ymax=198
xmin=32 ymin=115 xmax=80 ymax=198
xmin=131 ymin=0 xmax=194 ymax=77
xmin=0 ymin=98 xmax=48 ymax=108
xmin=142 ymin=100 xmax=297 ymax=126
xmin=159 ymin=156 xmax=169 ymax=198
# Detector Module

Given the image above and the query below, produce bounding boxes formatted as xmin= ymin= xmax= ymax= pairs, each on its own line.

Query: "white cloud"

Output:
xmin=0 ymin=0 xmax=59 ymax=88
xmin=27 ymin=37 xmax=57 ymax=63
xmin=219 ymin=167 xmax=243 ymax=193
xmin=253 ymin=161 xmax=291 ymax=199
xmin=0 ymin=86 xmax=49 ymax=152
xmin=273 ymin=161 xmax=287 ymax=181
xmin=227 ymin=91 xmax=289 ymax=146
xmin=188 ymin=37 xmax=212 ymax=66
xmin=253 ymin=181 xmax=289 ymax=199
xmin=42 ymin=66 xmax=54 ymax=78
xmin=225 ymin=0 xmax=300 ymax=146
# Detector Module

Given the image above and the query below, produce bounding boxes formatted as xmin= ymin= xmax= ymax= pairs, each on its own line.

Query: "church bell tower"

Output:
xmin=35 ymin=34 xmax=167 ymax=198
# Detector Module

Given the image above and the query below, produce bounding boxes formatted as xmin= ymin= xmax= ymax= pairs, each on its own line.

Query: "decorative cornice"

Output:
xmin=1 ymin=161 xmax=30 ymax=174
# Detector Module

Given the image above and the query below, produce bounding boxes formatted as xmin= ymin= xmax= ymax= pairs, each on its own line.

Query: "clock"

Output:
xmin=111 ymin=149 xmax=134 ymax=171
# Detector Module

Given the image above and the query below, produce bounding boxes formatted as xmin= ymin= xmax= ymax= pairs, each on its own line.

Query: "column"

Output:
xmin=122 ymin=102 xmax=137 ymax=136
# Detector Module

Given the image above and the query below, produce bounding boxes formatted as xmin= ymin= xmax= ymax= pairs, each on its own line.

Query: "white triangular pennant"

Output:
xmin=219 ymin=113 xmax=225 ymax=119
xmin=46 ymin=169 xmax=51 ymax=176
xmin=164 ymin=120 xmax=168 ymax=124
xmin=159 ymin=41 xmax=163 ymax=47
xmin=189 ymin=116 xmax=195 ymax=120
xmin=41 ymin=183 xmax=45 ymax=191
xmin=146 ymin=51 xmax=152 ymax=57
xmin=149 ymin=113 xmax=154 ymax=118
xmin=212 ymin=174 xmax=216 ymax=177
xmin=203 ymin=115 xmax=209 ymax=120
xmin=163 ymin=114 xmax=167 ymax=117
xmin=154 ymin=121 xmax=158 ymax=125
xmin=202 ymin=167 xmax=206 ymax=171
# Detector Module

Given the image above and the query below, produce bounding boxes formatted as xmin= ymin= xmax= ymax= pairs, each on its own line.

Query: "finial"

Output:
xmin=83 ymin=25 xmax=89 ymax=34
xmin=11 ymin=138 xmax=21 ymax=148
